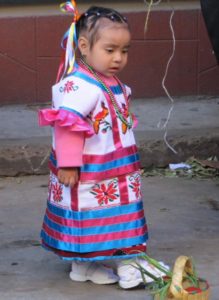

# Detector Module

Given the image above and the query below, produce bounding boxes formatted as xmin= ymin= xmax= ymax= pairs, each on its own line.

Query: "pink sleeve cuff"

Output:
xmin=38 ymin=108 xmax=94 ymax=137
xmin=55 ymin=125 xmax=84 ymax=167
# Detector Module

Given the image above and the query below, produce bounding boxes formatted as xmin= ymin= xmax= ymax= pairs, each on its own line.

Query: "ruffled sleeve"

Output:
xmin=38 ymin=108 xmax=94 ymax=138
xmin=132 ymin=113 xmax=138 ymax=129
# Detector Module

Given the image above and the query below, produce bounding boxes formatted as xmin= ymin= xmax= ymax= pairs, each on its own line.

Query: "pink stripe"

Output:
xmin=118 ymin=175 xmax=129 ymax=205
xmin=103 ymin=90 xmax=123 ymax=150
xmin=80 ymin=162 xmax=140 ymax=181
xmin=50 ymin=145 xmax=139 ymax=165
xmin=83 ymin=144 xmax=138 ymax=164
xmin=46 ymin=208 xmax=145 ymax=228
xmin=49 ymin=154 xmax=140 ymax=182
xmin=71 ymin=182 xmax=79 ymax=211
xmin=43 ymin=223 xmax=148 ymax=244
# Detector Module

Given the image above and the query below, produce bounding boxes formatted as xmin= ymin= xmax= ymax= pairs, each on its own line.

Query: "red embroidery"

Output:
xmin=52 ymin=182 xmax=63 ymax=202
xmin=129 ymin=173 xmax=141 ymax=199
xmin=90 ymin=180 xmax=119 ymax=206
xmin=64 ymin=81 xmax=74 ymax=93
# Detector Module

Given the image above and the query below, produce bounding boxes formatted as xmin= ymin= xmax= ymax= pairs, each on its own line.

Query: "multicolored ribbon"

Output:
xmin=56 ymin=0 xmax=80 ymax=82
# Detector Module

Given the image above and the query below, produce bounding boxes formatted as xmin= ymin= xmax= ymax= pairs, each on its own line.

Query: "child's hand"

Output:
xmin=57 ymin=167 xmax=79 ymax=188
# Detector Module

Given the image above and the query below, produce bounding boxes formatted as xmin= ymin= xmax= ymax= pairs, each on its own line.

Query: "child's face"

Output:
xmin=82 ymin=25 xmax=131 ymax=77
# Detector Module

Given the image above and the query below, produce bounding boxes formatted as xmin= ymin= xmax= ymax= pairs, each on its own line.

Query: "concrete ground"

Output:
xmin=0 ymin=96 xmax=219 ymax=176
xmin=0 ymin=174 xmax=218 ymax=299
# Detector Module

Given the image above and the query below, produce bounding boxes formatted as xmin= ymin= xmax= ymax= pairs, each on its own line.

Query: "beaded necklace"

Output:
xmin=80 ymin=58 xmax=133 ymax=129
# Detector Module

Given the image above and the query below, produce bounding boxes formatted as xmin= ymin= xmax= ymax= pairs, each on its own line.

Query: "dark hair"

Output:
xmin=76 ymin=6 xmax=129 ymax=48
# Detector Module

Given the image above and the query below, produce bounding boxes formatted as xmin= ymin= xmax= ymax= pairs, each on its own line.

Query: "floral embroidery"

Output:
xmin=129 ymin=173 xmax=141 ymax=199
xmin=92 ymin=101 xmax=111 ymax=134
xmin=100 ymin=120 xmax=112 ymax=134
xmin=64 ymin=81 xmax=74 ymax=93
xmin=52 ymin=182 xmax=63 ymax=202
xmin=121 ymin=103 xmax=129 ymax=134
xmin=90 ymin=180 xmax=119 ymax=206
xmin=59 ymin=80 xmax=79 ymax=93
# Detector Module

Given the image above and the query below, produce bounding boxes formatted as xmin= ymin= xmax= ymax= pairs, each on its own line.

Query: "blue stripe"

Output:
xmin=62 ymin=253 xmax=145 ymax=262
xmin=50 ymin=152 xmax=139 ymax=171
xmin=73 ymin=72 xmax=103 ymax=89
xmin=68 ymin=71 xmax=123 ymax=95
xmin=59 ymin=106 xmax=84 ymax=119
xmin=110 ymin=85 xmax=123 ymax=95
xmin=41 ymin=230 xmax=148 ymax=253
xmin=47 ymin=200 xmax=143 ymax=220
xmin=49 ymin=152 xmax=57 ymax=167
xmin=41 ymin=243 xmax=146 ymax=262
xmin=44 ymin=214 xmax=146 ymax=236
xmin=81 ymin=153 xmax=139 ymax=173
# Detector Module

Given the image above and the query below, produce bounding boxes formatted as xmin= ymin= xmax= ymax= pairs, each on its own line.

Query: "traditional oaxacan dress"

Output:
xmin=39 ymin=62 xmax=148 ymax=261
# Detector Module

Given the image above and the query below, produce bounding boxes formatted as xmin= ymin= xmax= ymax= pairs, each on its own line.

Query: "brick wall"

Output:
xmin=0 ymin=7 xmax=219 ymax=104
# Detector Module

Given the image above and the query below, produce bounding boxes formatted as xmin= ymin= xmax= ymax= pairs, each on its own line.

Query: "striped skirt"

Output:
xmin=41 ymin=170 xmax=148 ymax=261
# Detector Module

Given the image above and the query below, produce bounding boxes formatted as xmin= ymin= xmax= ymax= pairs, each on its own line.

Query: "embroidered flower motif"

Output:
xmin=120 ymin=103 xmax=131 ymax=134
xmin=52 ymin=182 xmax=63 ymax=202
xmin=129 ymin=173 xmax=141 ymax=199
xmin=64 ymin=80 xmax=74 ymax=93
xmin=90 ymin=180 xmax=119 ymax=206
xmin=59 ymin=80 xmax=79 ymax=93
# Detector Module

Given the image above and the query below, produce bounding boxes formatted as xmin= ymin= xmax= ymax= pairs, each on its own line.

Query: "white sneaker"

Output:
xmin=139 ymin=259 xmax=169 ymax=281
xmin=117 ymin=260 xmax=144 ymax=289
xmin=69 ymin=261 xmax=119 ymax=285
xmin=117 ymin=259 xmax=169 ymax=289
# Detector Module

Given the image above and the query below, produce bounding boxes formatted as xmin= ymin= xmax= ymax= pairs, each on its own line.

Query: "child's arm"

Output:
xmin=55 ymin=125 xmax=84 ymax=188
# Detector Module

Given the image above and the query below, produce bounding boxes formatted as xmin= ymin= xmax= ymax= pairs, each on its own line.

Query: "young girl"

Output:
xmin=39 ymin=2 xmax=152 ymax=289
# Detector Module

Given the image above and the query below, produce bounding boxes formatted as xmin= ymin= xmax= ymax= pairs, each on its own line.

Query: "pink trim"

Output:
xmin=102 ymin=90 xmax=123 ymax=149
xmin=83 ymin=145 xmax=138 ymax=164
xmin=118 ymin=175 xmax=129 ymax=205
xmin=46 ymin=208 xmax=145 ymax=228
xmin=80 ymin=162 xmax=140 ymax=181
xmin=38 ymin=108 xmax=94 ymax=137
xmin=71 ymin=182 xmax=79 ymax=211
xmin=43 ymin=223 xmax=147 ymax=244
xmin=48 ymin=147 xmax=140 ymax=182
xmin=78 ymin=65 xmax=118 ymax=86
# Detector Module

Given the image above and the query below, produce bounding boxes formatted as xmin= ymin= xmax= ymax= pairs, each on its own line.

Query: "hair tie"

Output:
xmin=56 ymin=0 xmax=80 ymax=82
xmin=60 ymin=0 xmax=80 ymax=22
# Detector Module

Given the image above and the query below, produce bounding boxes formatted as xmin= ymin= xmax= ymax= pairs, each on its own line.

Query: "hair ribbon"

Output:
xmin=56 ymin=1 xmax=80 ymax=82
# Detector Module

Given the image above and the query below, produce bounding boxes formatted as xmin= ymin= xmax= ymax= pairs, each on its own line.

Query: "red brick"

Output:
xmin=0 ymin=56 xmax=36 ymax=104
xmin=36 ymin=15 xmax=72 ymax=57
xmin=120 ymin=40 xmax=197 ymax=98
xmin=0 ymin=17 xmax=36 ymax=69
xmin=0 ymin=8 xmax=218 ymax=104
xmin=126 ymin=10 xmax=198 ymax=41
xmin=199 ymin=67 xmax=219 ymax=95
xmin=37 ymin=57 xmax=60 ymax=103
